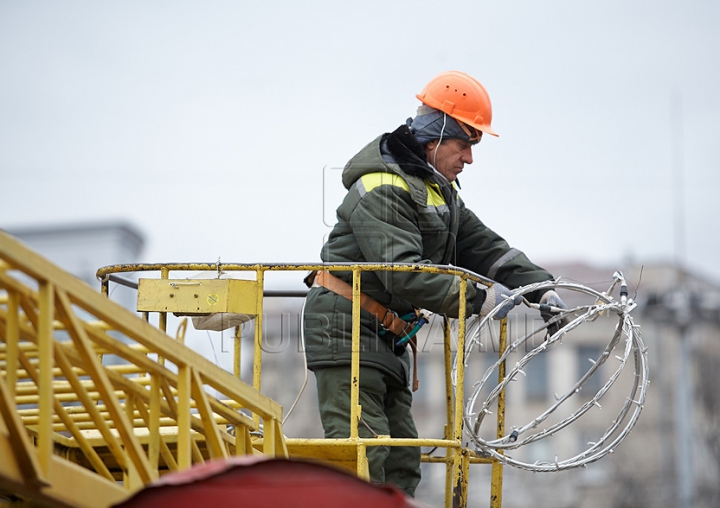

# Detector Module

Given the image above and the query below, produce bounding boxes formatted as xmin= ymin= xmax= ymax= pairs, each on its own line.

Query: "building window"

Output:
xmin=525 ymin=351 xmax=548 ymax=401
xmin=576 ymin=345 xmax=604 ymax=395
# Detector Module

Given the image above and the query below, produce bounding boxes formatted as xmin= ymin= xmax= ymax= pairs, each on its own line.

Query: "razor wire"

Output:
xmin=454 ymin=272 xmax=649 ymax=472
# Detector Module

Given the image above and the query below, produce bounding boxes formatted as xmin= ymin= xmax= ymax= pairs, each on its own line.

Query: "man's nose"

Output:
xmin=462 ymin=147 xmax=474 ymax=165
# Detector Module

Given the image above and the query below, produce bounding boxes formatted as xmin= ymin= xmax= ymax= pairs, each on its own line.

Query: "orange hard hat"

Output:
xmin=416 ymin=71 xmax=498 ymax=137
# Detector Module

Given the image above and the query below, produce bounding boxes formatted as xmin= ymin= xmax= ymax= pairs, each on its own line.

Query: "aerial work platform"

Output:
xmin=1 ymin=230 xmax=647 ymax=507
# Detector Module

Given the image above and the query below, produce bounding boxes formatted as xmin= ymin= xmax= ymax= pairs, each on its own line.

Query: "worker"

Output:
xmin=302 ymin=70 xmax=567 ymax=497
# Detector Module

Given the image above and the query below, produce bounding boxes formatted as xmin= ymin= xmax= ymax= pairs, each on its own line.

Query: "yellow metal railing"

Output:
xmin=0 ymin=231 xmax=286 ymax=508
xmin=95 ymin=261 xmax=510 ymax=508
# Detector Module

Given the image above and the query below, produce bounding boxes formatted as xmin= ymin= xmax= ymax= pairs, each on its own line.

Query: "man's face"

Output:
xmin=425 ymin=138 xmax=474 ymax=182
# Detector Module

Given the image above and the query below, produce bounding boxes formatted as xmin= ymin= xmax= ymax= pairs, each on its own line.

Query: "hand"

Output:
xmin=479 ymin=283 xmax=522 ymax=319
xmin=539 ymin=290 xmax=569 ymax=335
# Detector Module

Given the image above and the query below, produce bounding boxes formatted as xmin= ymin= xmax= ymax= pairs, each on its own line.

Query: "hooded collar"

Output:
xmin=382 ymin=124 xmax=434 ymax=179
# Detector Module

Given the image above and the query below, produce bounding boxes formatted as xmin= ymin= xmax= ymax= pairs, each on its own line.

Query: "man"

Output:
xmin=303 ymin=70 xmax=566 ymax=496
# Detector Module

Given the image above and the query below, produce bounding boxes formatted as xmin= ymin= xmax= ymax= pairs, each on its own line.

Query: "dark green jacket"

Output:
xmin=304 ymin=125 xmax=553 ymax=384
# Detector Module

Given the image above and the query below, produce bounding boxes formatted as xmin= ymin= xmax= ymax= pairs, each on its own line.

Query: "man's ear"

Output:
xmin=424 ymin=140 xmax=438 ymax=156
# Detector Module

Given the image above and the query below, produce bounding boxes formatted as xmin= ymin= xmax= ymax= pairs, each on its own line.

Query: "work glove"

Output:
xmin=473 ymin=283 xmax=522 ymax=319
xmin=539 ymin=290 xmax=569 ymax=335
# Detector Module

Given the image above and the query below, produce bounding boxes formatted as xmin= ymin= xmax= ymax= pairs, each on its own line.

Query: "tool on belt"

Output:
xmin=305 ymin=270 xmax=428 ymax=391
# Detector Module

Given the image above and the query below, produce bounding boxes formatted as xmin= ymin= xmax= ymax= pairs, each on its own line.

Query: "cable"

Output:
xmin=431 ymin=113 xmax=448 ymax=170
xmin=282 ymin=296 xmax=309 ymax=425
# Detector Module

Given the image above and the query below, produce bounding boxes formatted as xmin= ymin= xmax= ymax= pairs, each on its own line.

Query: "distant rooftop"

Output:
xmin=2 ymin=221 xmax=145 ymax=254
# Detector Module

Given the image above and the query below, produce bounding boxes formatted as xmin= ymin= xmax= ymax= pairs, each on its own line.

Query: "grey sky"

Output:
xmin=2 ymin=1 xmax=719 ymax=287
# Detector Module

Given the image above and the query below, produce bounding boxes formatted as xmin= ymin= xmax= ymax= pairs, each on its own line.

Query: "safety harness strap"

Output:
xmin=314 ymin=271 xmax=412 ymax=336
xmin=312 ymin=270 xmax=420 ymax=391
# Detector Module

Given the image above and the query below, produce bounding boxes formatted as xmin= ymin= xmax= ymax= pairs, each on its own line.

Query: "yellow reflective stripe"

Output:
xmin=360 ymin=173 xmax=410 ymax=193
xmin=425 ymin=182 xmax=446 ymax=207
xmin=359 ymin=172 xmax=449 ymax=209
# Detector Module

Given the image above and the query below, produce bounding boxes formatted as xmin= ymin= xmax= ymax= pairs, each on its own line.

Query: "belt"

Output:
xmin=311 ymin=270 xmax=421 ymax=391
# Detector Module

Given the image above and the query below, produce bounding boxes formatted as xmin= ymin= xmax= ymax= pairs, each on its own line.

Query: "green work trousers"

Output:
xmin=313 ymin=365 xmax=422 ymax=497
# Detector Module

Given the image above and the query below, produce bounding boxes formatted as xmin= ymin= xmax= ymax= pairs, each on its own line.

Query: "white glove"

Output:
xmin=480 ymin=283 xmax=522 ymax=319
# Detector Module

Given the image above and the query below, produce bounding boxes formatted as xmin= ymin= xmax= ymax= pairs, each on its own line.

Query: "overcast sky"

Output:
xmin=2 ymin=1 xmax=719 ymax=287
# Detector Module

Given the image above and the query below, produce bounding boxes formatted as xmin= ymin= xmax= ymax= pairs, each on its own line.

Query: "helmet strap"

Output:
xmin=458 ymin=121 xmax=482 ymax=143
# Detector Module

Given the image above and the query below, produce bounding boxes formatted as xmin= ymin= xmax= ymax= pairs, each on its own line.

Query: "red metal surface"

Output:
xmin=113 ymin=456 xmax=429 ymax=508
